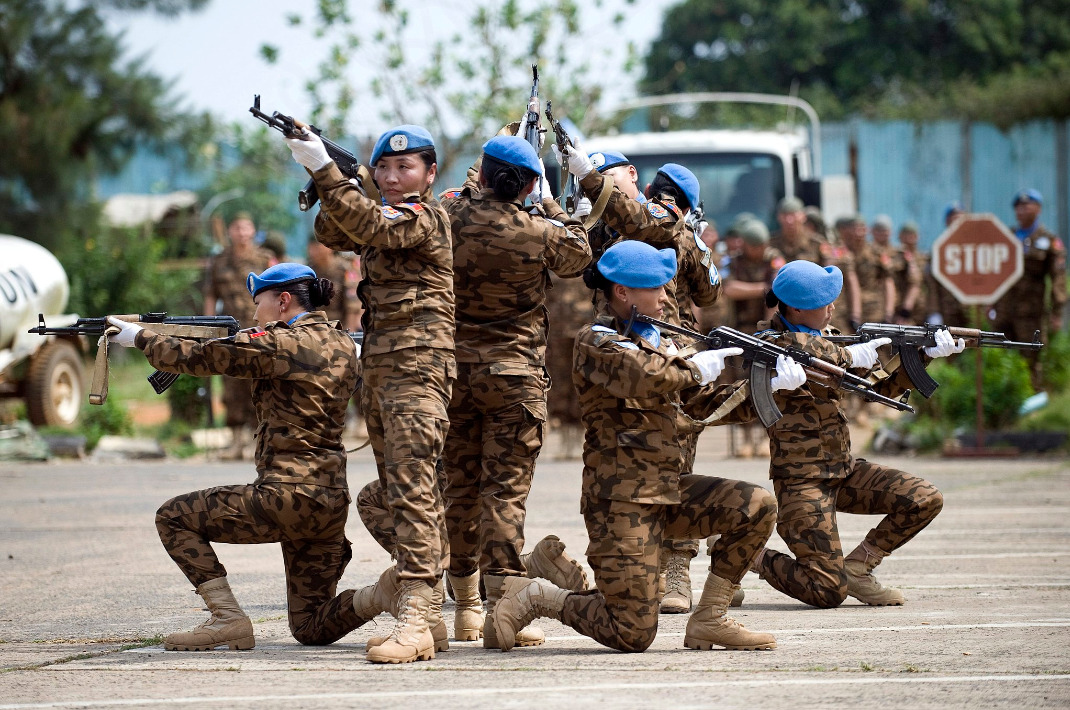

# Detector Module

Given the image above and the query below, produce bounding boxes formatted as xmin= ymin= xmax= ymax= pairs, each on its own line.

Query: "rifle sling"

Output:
xmin=89 ymin=325 xmax=120 ymax=405
xmin=581 ymin=178 xmax=613 ymax=230
xmin=356 ymin=165 xmax=381 ymax=204
xmin=145 ymin=324 xmax=232 ymax=338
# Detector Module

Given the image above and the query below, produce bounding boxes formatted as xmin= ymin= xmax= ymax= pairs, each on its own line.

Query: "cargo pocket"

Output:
xmin=376 ymin=285 xmax=417 ymax=329
xmin=585 ymin=533 xmax=650 ymax=609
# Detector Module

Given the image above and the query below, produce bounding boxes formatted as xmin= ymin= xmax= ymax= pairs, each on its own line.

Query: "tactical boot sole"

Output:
xmin=368 ymin=624 xmax=450 ymax=652
xmin=454 ymin=628 xmax=482 ymax=642
xmin=848 ymin=594 xmax=904 ymax=606
xmin=659 ymin=595 xmax=692 ymax=614
xmin=683 ymin=637 xmax=776 ymax=651
xmin=365 ymin=646 xmax=435 ymax=664
xmin=164 ymin=635 xmax=254 ymax=651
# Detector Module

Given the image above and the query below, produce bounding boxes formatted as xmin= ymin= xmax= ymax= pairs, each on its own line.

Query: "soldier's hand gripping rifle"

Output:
xmin=632 ymin=312 xmax=914 ymax=428
xmin=29 ymin=313 xmax=240 ymax=405
xmin=544 ymin=99 xmax=612 ymax=229
xmin=825 ymin=323 xmax=1043 ymax=398
xmin=249 ymin=94 xmax=379 ymax=210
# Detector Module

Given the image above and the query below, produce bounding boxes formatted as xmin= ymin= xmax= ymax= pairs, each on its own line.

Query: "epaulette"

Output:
xmin=439 ymin=189 xmax=462 ymax=200
xmin=664 ymin=201 xmax=681 ymax=216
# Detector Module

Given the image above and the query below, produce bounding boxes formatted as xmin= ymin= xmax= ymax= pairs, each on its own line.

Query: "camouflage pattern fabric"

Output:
xmin=757 ymin=461 xmax=943 ymax=608
xmin=546 ymin=273 xmax=594 ymax=425
xmin=848 ymin=243 xmax=893 ymax=323
xmin=769 ymin=231 xmax=835 ymax=266
xmin=727 ymin=247 xmax=786 ymax=330
xmin=309 ymin=162 xmax=455 ymax=357
xmin=561 ymin=476 xmax=775 ymax=652
xmin=310 ymin=252 xmax=360 ymax=326
xmin=156 ymin=482 xmax=366 ymax=645
xmin=671 ymin=222 xmax=723 ymax=334
xmin=355 ymin=461 xmax=450 ymax=564
xmin=138 ymin=313 xmax=359 ymax=488
xmin=890 ymin=247 xmax=926 ymax=323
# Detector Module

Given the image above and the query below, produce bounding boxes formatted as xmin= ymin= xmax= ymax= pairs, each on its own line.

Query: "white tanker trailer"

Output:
xmin=0 ymin=235 xmax=85 ymax=426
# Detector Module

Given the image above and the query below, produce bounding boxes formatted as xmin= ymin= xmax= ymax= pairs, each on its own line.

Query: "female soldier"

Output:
xmin=749 ymin=260 xmax=957 ymax=608
xmin=287 ymin=125 xmax=455 ymax=664
xmin=491 ymin=240 xmax=806 ymax=654
xmin=434 ymin=134 xmax=591 ymax=647
xmin=107 ymin=263 xmax=398 ymax=651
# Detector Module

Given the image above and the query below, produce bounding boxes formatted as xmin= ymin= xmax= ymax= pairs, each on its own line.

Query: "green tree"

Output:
xmin=0 ymin=0 xmax=211 ymax=249
xmin=642 ymin=0 xmax=1070 ymax=122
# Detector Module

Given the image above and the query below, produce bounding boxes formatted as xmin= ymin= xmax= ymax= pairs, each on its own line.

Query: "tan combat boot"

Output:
xmin=844 ymin=542 xmax=905 ymax=606
xmin=365 ymin=575 xmax=449 ymax=653
xmin=448 ymin=571 xmax=483 ymax=641
xmin=491 ymin=577 xmax=571 ymax=652
xmin=365 ymin=581 xmax=436 ymax=664
xmin=683 ymin=574 xmax=776 ymax=651
xmin=660 ymin=550 xmax=693 ymax=614
xmin=707 ymin=536 xmax=746 ymax=607
xmin=521 ymin=535 xmax=589 ymax=591
xmin=164 ymin=577 xmax=255 ymax=651
xmin=352 ymin=564 xmax=400 ymax=620
xmin=483 ymin=575 xmax=546 ymax=649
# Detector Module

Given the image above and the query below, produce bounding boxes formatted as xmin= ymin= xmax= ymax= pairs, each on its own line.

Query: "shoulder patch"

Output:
xmin=248 ymin=330 xmax=268 ymax=338
xmin=381 ymin=205 xmax=403 ymax=220
xmin=647 ymin=202 xmax=669 ymax=219
xmin=399 ymin=202 xmax=423 ymax=211
xmin=439 ymin=190 xmax=461 ymax=200
xmin=665 ymin=201 xmax=680 ymax=216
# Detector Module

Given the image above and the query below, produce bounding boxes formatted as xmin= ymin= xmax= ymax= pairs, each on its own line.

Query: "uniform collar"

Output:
xmin=1015 ymin=222 xmax=1039 ymax=241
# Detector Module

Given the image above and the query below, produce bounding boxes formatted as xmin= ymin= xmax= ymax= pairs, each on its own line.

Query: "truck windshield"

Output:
xmin=626 ymin=152 xmax=785 ymax=231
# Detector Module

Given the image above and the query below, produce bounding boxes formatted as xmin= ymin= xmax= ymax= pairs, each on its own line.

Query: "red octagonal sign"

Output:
xmin=931 ymin=214 xmax=1023 ymax=305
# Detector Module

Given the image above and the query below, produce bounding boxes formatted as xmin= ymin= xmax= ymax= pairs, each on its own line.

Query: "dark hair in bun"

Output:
xmin=648 ymin=172 xmax=690 ymax=211
xmin=481 ymin=155 xmax=538 ymax=201
xmin=582 ymin=263 xmax=615 ymax=300
xmin=269 ymin=278 xmax=335 ymax=310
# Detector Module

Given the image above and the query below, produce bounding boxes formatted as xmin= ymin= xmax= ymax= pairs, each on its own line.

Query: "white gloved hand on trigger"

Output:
xmin=517 ymin=111 xmax=544 ymax=151
xmin=770 ymin=354 xmax=807 ymax=392
xmin=573 ymin=196 xmax=593 ymax=218
xmin=553 ymin=142 xmax=594 ymax=180
xmin=924 ymin=327 xmax=966 ymax=358
xmin=845 ymin=337 xmax=892 ymax=370
xmin=688 ymin=347 xmax=744 ymax=385
xmin=106 ymin=316 xmax=143 ymax=348
xmin=286 ymin=130 xmax=332 ymax=172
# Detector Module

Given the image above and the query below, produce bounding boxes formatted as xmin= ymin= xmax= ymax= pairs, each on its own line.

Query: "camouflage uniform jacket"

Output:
xmin=573 ymin=311 xmax=747 ymax=505
xmin=136 ymin=312 xmax=360 ymax=490
xmin=727 ymin=247 xmax=786 ymax=330
xmin=439 ymin=177 xmax=591 ymax=366
xmin=890 ymin=247 xmax=925 ymax=321
xmin=997 ymin=224 xmax=1066 ymax=319
xmin=770 ymin=231 xmax=835 ymax=266
xmin=849 ymin=243 xmax=893 ymax=322
xmin=672 ymin=219 xmax=724 ymax=332
xmin=753 ymin=314 xmax=918 ymax=480
xmin=309 ymin=162 xmax=455 ymax=357
xmin=205 ymin=246 xmax=274 ymax=328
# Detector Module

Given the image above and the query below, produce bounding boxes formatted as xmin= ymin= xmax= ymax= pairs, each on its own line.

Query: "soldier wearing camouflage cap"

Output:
xmin=770 ymin=196 xmax=834 ymax=265
xmin=104 ymin=263 xmax=403 ymax=652
xmin=490 ymin=240 xmax=800 ymax=654
xmin=287 ymin=124 xmax=455 ymax=664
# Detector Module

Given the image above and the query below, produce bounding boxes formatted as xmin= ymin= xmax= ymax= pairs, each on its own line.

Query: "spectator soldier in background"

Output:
xmin=891 ymin=221 xmax=926 ymax=324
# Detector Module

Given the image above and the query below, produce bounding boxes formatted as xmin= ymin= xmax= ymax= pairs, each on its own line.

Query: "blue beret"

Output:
xmin=1013 ymin=188 xmax=1043 ymax=206
xmin=943 ymin=200 xmax=963 ymax=221
xmin=371 ymin=125 xmax=435 ymax=165
xmin=589 ymin=150 xmax=629 ymax=173
xmin=771 ymin=260 xmax=843 ymax=309
xmin=246 ymin=262 xmax=317 ymax=297
xmin=596 ymin=240 xmax=677 ymax=288
xmin=657 ymin=163 xmax=700 ymax=211
xmin=482 ymin=135 xmax=542 ymax=175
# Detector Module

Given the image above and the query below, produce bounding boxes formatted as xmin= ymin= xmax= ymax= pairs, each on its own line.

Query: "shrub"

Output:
xmin=914 ymin=348 xmax=1034 ymax=431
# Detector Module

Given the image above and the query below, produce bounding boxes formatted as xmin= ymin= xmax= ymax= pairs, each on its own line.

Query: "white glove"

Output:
xmin=770 ymin=354 xmax=806 ymax=392
xmin=106 ymin=316 xmax=143 ymax=348
xmin=553 ymin=142 xmax=594 ymax=180
xmin=573 ymin=196 xmax=593 ymax=218
xmin=688 ymin=347 xmax=744 ymax=385
xmin=517 ymin=108 xmax=544 ymax=151
xmin=285 ymin=130 xmax=332 ymax=172
xmin=924 ymin=328 xmax=966 ymax=358
xmin=530 ymin=161 xmax=552 ymax=203
xmin=845 ymin=337 xmax=892 ymax=370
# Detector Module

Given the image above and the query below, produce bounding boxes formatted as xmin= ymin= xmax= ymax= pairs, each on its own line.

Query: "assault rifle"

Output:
xmin=825 ymin=323 xmax=1043 ymax=398
xmin=523 ymin=65 xmax=542 ymax=154
xmin=632 ymin=312 xmax=914 ymax=428
xmin=249 ymin=94 xmax=379 ymax=210
xmin=29 ymin=313 xmax=240 ymax=405
xmin=543 ymin=99 xmax=611 ymax=228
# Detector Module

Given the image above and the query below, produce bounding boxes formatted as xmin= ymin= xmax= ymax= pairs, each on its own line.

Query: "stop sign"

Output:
xmin=931 ymin=214 xmax=1023 ymax=305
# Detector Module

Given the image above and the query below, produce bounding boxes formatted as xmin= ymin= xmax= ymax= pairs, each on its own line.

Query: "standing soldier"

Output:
xmin=203 ymin=212 xmax=273 ymax=460
xmin=992 ymin=189 xmax=1067 ymax=387
xmin=891 ymin=221 xmax=926 ymax=324
xmin=435 ymin=134 xmax=592 ymax=648
xmin=287 ymin=124 xmax=455 ymax=664
xmin=770 ymin=197 xmax=832 ymax=265
xmin=842 ymin=215 xmax=894 ymax=330
xmin=491 ymin=241 xmax=805 ymax=653
xmin=107 ymin=263 xmax=401 ymax=651
xmin=749 ymin=260 xmax=954 ymax=608
xmin=307 ymin=237 xmax=363 ymax=330
xmin=869 ymin=215 xmax=895 ymax=261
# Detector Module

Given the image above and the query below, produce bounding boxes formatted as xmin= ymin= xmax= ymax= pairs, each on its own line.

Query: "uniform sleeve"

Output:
xmin=311 ymin=163 xmax=436 ymax=251
xmin=681 ymin=379 xmax=754 ymax=424
xmin=135 ymin=328 xmax=280 ymax=379
xmin=574 ymin=328 xmax=703 ymax=399
xmin=679 ymin=228 xmax=722 ymax=308
xmin=578 ymin=172 xmax=679 ymax=249
xmin=540 ymin=198 xmax=592 ymax=278
xmin=1049 ymin=234 xmax=1067 ymax=312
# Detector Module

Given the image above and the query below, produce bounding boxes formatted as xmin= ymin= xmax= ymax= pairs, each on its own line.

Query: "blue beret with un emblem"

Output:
xmin=597 ymin=240 xmax=677 ymax=288
xmin=247 ymin=262 xmax=317 ymax=297
xmin=771 ymin=260 xmax=843 ymax=310
xmin=482 ymin=135 xmax=542 ymax=175
xmin=1012 ymin=188 xmax=1043 ymax=206
xmin=371 ymin=125 xmax=435 ymax=165
xmin=589 ymin=150 xmax=630 ymax=173
xmin=656 ymin=163 xmax=700 ymax=211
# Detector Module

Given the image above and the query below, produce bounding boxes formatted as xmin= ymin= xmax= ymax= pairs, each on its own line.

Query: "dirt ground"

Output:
xmin=1 ymin=425 xmax=1067 ymax=709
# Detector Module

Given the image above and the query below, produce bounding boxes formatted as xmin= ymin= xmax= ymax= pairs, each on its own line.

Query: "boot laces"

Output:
xmin=664 ymin=555 xmax=690 ymax=596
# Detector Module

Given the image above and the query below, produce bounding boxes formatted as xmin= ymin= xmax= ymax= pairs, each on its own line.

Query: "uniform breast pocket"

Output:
xmin=376 ymin=285 xmax=417 ymax=328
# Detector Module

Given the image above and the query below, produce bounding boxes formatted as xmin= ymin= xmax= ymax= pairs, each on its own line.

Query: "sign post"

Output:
xmin=930 ymin=215 xmax=1024 ymax=453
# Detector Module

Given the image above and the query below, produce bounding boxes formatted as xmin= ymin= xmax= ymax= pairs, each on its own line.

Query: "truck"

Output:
xmin=0 ymin=235 xmax=85 ymax=426
xmin=579 ymin=92 xmax=856 ymax=231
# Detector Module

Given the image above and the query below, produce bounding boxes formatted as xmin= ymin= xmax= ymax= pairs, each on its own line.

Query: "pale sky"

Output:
xmin=103 ymin=0 xmax=679 ymax=138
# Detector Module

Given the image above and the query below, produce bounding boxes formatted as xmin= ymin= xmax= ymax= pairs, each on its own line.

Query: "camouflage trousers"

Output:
xmin=222 ymin=376 xmax=256 ymax=428
xmin=757 ymin=459 xmax=944 ymax=608
xmin=358 ymin=348 xmax=454 ymax=585
xmin=156 ymin=482 xmax=365 ymax=645
xmin=661 ymin=427 xmax=702 ymax=558
xmin=356 ymin=462 xmax=450 ymax=568
xmin=442 ymin=364 xmax=547 ymax=578
xmin=561 ymin=475 xmax=777 ymax=652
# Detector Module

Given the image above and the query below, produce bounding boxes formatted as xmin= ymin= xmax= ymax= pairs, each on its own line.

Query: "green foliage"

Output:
xmin=81 ymin=397 xmax=133 ymax=451
xmin=1018 ymin=391 xmax=1070 ymax=436
xmin=915 ymin=349 xmax=1035 ymax=431
xmin=1039 ymin=328 xmax=1070 ymax=394
xmin=166 ymin=374 xmax=211 ymax=427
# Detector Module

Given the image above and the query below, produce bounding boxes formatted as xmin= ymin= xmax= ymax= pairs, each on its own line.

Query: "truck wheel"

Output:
xmin=26 ymin=340 xmax=85 ymax=427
